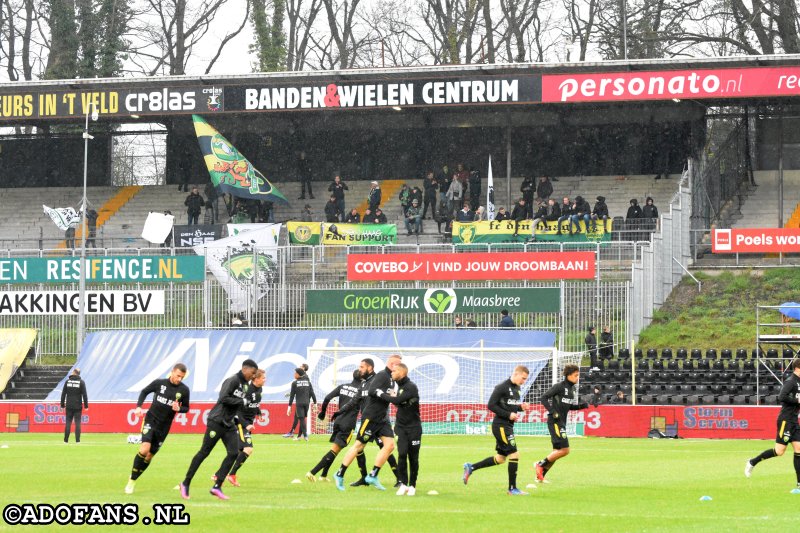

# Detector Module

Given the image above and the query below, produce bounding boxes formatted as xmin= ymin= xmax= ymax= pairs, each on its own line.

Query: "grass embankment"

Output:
xmin=637 ymin=268 xmax=800 ymax=351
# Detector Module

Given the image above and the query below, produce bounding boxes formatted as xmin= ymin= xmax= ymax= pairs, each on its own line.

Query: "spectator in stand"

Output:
xmin=456 ymin=202 xmax=474 ymax=222
xmin=474 ymin=206 xmax=486 ymax=221
xmin=626 ymin=199 xmax=643 ymax=240
xmin=591 ymin=196 xmax=610 ymax=233
xmin=409 ymin=184 xmax=423 ymax=211
xmin=437 ymin=165 xmax=451 ymax=207
xmin=344 ymin=208 xmax=361 ymax=224
xmin=298 ymin=151 xmax=314 ymax=200
xmin=259 ymin=200 xmax=274 ymax=223
xmin=495 ymin=206 xmax=509 ymax=221
xmin=530 ymin=199 xmax=546 ymax=232
xmin=599 ymin=326 xmax=614 ymax=360
xmin=611 ymin=390 xmax=627 ymax=404
xmin=423 ymin=171 xmax=438 ymax=220
xmin=246 ymin=199 xmax=259 ymax=223
xmin=324 ymin=195 xmax=340 ymax=223
xmin=362 ymin=208 xmax=372 ymax=223
xmin=368 ymin=181 xmax=382 ymax=212
xmin=203 ymin=199 xmax=214 ymax=225
xmin=328 ymin=175 xmax=349 ymax=221
xmin=626 ymin=198 xmax=642 ymax=220
xmin=570 ymin=196 xmax=591 ymax=235
xmin=373 ymin=208 xmax=387 ymax=224
xmin=520 ymin=175 xmax=535 ymax=218
xmin=590 ymin=386 xmax=603 ymax=406
xmin=468 ymin=168 xmax=482 ymax=211
xmin=204 ymin=181 xmax=219 ymax=224
xmin=454 ymin=163 xmax=470 ymax=189
xmin=556 ymin=197 xmax=573 ymax=236
xmin=446 ymin=175 xmax=464 ymax=216
xmin=405 ymin=199 xmax=422 ymax=235
xmin=436 ymin=201 xmax=452 ymax=234
xmin=536 ymin=176 xmax=553 ymax=202
xmin=585 ymin=326 xmax=599 ymax=371
xmin=398 ymin=183 xmax=411 ymax=216
xmin=510 ymin=198 xmax=528 ymax=237
xmin=642 ymin=196 xmax=659 ymax=232
xmin=184 ymin=187 xmax=204 ymax=225
xmin=533 ymin=198 xmax=561 ymax=233
xmin=499 ymin=309 xmax=515 ymax=328
xmin=465 ymin=318 xmax=477 ymax=327
xmin=454 ymin=316 xmax=464 ymax=328
xmin=85 ymin=207 xmax=99 ymax=248
xmin=301 ymin=204 xmax=315 ymax=221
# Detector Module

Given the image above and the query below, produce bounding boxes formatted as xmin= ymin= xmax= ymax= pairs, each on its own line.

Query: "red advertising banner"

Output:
xmin=347 ymin=251 xmax=596 ymax=281
xmin=712 ymin=228 xmax=800 ymax=253
xmin=542 ymin=66 xmax=800 ymax=103
xmin=0 ymin=402 xmax=296 ymax=434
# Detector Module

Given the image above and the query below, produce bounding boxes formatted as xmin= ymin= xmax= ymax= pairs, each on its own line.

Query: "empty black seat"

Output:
xmin=652 ymin=359 xmax=664 ymax=371
xmin=733 ymin=395 xmax=747 ymax=405
xmin=618 ymin=348 xmax=630 ymax=359
xmin=706 ymin=348 xmax=718 ymax=360
xmin=697 ymin=359 xmax=710 ymax=371
xmin=683 ymin=360 xmax=695 ymax=371
xmin=752 ymin=348 xmax=764 ymax=359
xmin=686 ymin=394 xmax=701 ymax=404
xmin=735 ymin=372 xmax=748 ymax=384
xmin=644 ymin=371 xmax=656 ymax=382
xmin=620 ymin=384 xmax=632 ymax=394
xmin=597 ymin=371 xmax=611 ymax=382
xmin=701 ymin=394 xmax=715 ymax=404
xmin=634 ymin=348 xmax=643 ymax=359
xmin=718 ymin=394 xmax=732 ymax=404
xmin=694 ymin=384 xmax=709 ymax=394
xmin=710 ymin=384 xmax=723 ymax=395
xmin=736 ymin=348 xmax=747 ymax=360
xmin=621 ymin=359 xmax=632 ymax=371
xmin=607 ymin=359 xmax=620 ymax=370
xmin=767 ymin=348 xmax=779 ymax=359
xmin=690 ymin=348 xmax=702 ymax=360
xmin=647 ymin=348 xmax=658 ymax=359
xmin=655 ymin=394 xmax=671 ymax=405
xmin=758 ymin=384 xmax=772 ymax=395
xmin=637 ymin=359 xmax=650 ymax=371
xmin=667 ymin=360 xmax=679 ymax=371
xmin=728 ymin=360 xmax=740 ymax=372
xmin=783 ymin=348 xmax=795 ymax=358
xmin=664 ymin=384 xmax=677 ymax=394
xmin=721 ymin=349 xmax=732 ymax=360
xmin=743 ymin=360 xmax=756 ymax=372
xmin=765 ymin=394 xmax=778 ymax=404
xmin=676 ymin=348 xmax=688 ymax=360
xmin=613 ymin=371 xmax=627 ymax=382
xmin=688 ymin=372 xmax=700 ymax=383
xmin=712 ymin=360 xmax=725 ymax=371
xmin=661 ymin=348 xmax=673 ymax=360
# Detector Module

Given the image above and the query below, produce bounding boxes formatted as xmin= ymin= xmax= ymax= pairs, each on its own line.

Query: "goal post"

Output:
xmin=309 ymin=345 xmax=584 ymax=437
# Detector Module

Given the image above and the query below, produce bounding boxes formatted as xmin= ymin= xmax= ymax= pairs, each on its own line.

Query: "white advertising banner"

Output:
xmin=0 ymin=290 xmax=165 ymax=315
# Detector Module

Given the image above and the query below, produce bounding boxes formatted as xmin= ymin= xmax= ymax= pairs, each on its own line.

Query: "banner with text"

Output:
xmin=173 ymin=225 xmax=223 ymax=247
xmin=453 ymin=220 xmax=611 ymax=244
xmin=542 ymin=66 xmax=800 ymax=103
xmin=287 ymin=221 xmax=322 ymax=245
xmin=306 ymin=287 xmax=560 ymax=314
xmin=322 ymin=223 xmax=397 ymax=245
xmin=0 ymin=290 xmax=164 ymax=315
xmin=347 ymin=251 xmax=595 ymax=281
xmin=0 ymin=256 xmax=205 ymax=284
xmin=712 ymin=228 xmax=800 ymax=253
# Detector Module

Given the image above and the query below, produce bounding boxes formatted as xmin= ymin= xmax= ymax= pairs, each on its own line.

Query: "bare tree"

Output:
xmin=286 ymin=0 xmax=322 ymax=70
xmin=498 ymin=0 xmax=547 ymax=62
xmin=319 ymin=0 xmax=366 ymax=69
xmin=561 ymin=0 xmax=598 ymax=60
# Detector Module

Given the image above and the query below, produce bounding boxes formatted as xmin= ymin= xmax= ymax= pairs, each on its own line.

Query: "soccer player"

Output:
xmin=534 ymin=364 xmax=590 ymax=483
xmin=379 ymin=363 xmax=422 ymax=496
xmin=306 ymin=369 xmax=363 ymax=482
xmin=125 ymin=363 xmax=190 ymax=494
xmin=334 ymin=354 xmax=402 ymax=491
xmin=180 ymin=359 xmax=258 ymax=500
xmin=60 ymin=368 xmax=88 ymax=444
xmin=226 ymin=368 xmax=266 ymax=487
xmin=285 ymin=367 xmax=317 ymax=440
xmin=463 ymin=365 xmax=530 ymax=495
xmin=745 ymin=359 xmax=800 ymax=492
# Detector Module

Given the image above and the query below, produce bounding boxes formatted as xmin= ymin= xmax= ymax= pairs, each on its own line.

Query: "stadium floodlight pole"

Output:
xmin=77 ymin=102 xmax=99 ymax=356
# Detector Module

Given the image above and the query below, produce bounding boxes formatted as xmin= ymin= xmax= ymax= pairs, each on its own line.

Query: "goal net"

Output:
xmin=309 ymin=346 xmax=584 ymax=437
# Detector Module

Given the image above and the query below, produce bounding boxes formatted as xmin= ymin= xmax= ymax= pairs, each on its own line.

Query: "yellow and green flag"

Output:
xmin=192 ymin=115 xmax=288 ymax=204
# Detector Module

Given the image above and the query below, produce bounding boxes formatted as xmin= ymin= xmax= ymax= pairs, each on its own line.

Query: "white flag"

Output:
xmin=486 ymin=156 xmax=496 ymax=221
xmin=194 ymin=225 xmax=282 ymax=313
xmin=141 ymin=212 xmax=175 ymax=244
xmin=43 ymin=205 xmax=80 ymax=231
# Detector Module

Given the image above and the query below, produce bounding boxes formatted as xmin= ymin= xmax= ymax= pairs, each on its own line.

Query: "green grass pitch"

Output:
xmin=0 ymin=433 xmax=798 ymax=532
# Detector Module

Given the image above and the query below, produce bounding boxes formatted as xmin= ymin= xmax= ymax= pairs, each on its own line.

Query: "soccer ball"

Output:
xmin=127 ymin=434 xmax=142 ymax=444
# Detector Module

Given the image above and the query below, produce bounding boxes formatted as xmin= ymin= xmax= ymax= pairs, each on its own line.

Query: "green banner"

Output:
xmin=287 ymin=221 xmax=321 ymax=245
xmin=453 ymin=220 xmax=612 ymax=244
xmin=0 ymin=256 xmax=205 ymax=284
xmin=322 ymin=223 xmax=397 ymax=245
xmin=306 ymin=287 xmax=559 ymax=314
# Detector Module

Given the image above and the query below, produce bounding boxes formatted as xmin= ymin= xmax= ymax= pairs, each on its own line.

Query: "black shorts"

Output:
xmin=548 ymin=418 xmax=570 ymax=449
xmin=330 ymin=422 xmax=355 ymax=448
xmin=775 ymin=416 xmax=800 ymax=445
xmin=492 ymin=422 xmax=517 ymax=456
xmin=140 ymin=418 xmax=171 ymax=455
xmin=356 ymin=418 xmax=394 ymax=445
xmin=237 ymin=424 xmax=254 ymax=450
xmin=295 ymin=405 xmax=308 ymax=419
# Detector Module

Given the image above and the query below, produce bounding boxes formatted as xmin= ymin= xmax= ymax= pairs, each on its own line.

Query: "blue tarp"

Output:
xmin=778 ymin=302 xmax=800 ymax=320
xmin=47 ymin=329 xmax=556 ymax=402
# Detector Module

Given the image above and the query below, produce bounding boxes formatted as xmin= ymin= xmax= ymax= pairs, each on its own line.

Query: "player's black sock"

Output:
xmin=130 ymin=453 xmax=149 ymax=480
xmin=538 ymin=458 xmax=551 ymax=468
xmin=387 ymin=454 xmax=399 ymax=479
xmin=750 ymin=448 xmax=778 ymax=465
xmin=229 ymin=451 xmax=249 ymax=475
xmin=369 ymin=466 xmax=381 ymax=477
xmin=794 ymin=453 xmax=800 ymax=483
xmin=336 ymin=464 xmax=349 ymax=478
xmin=311 ymin=450 xmax=337 ymax=476
xmin=356 ymin=450 xmax=367 ymax=478
xmin=472 ymin=456 xmax=498 ymax=471
xmin=508 ymin=458 xmax=518 ymax=490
